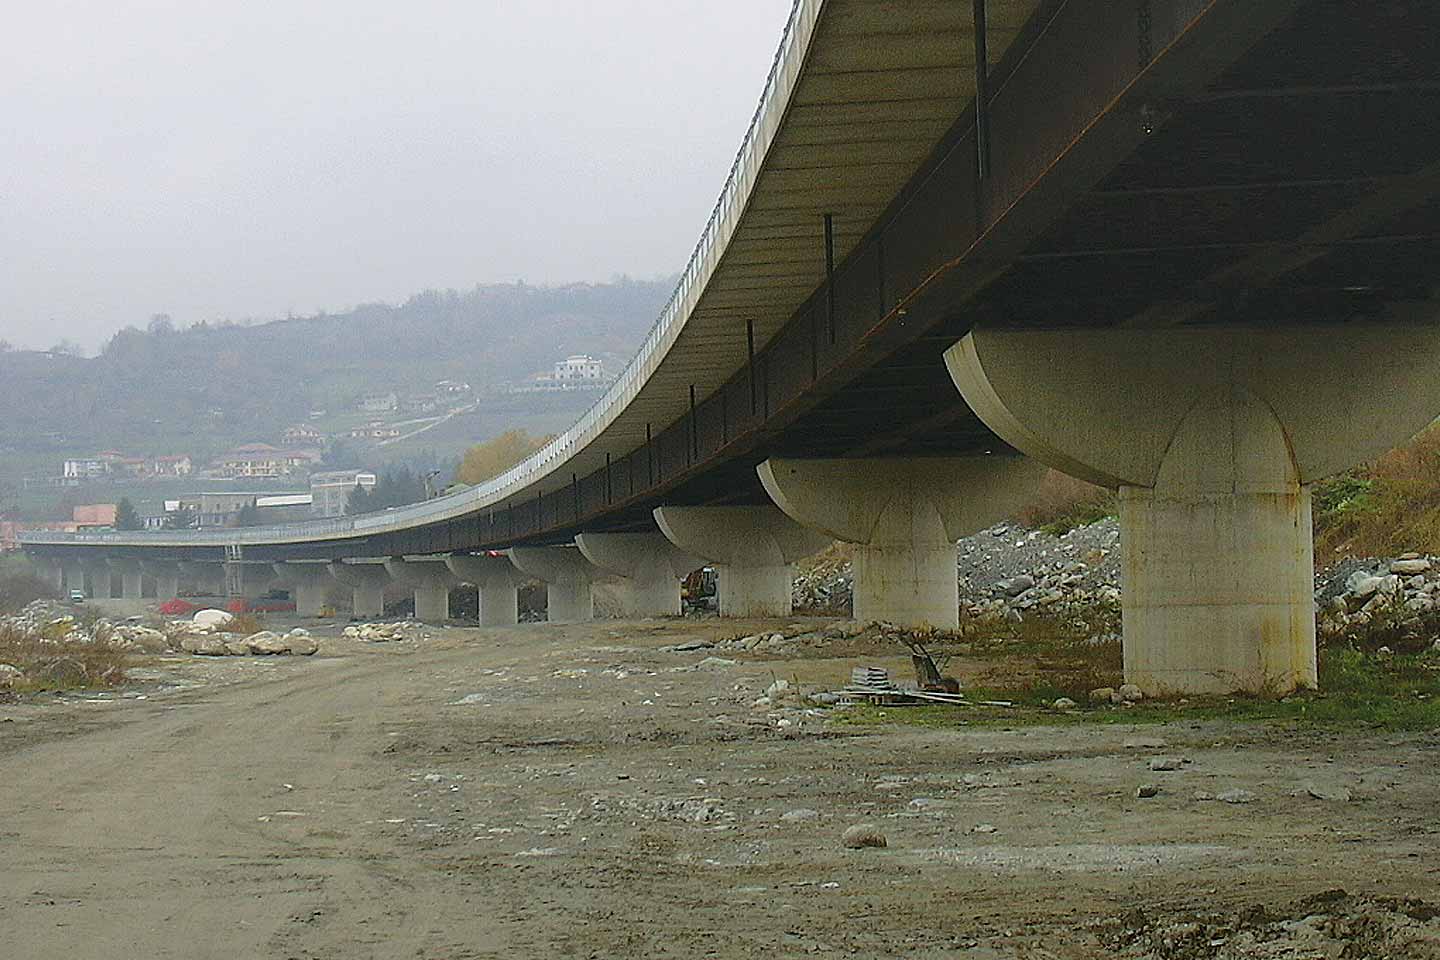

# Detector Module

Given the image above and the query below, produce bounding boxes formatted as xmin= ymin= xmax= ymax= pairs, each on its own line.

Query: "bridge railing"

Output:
xmin=20 ymin=0 xmax=820 ymax=551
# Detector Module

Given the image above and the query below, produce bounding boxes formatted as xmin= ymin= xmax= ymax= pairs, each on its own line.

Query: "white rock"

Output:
xmin=781 ymin=808 xmax=818 ymax=822
xmin=223 ymin=641 xmax=252 ymax=657
xmin=764 ymin=679 xmax=790 ymax=700
xmin=1118 ymin=683 xmax=1145 ymax=703
xmin=1390 ymin=558 xmax=1432 ymax=575
xmin=1052 ymin=697 xmax=1077 ymax=710
xmin=1215 ymin=789 xmax=1258 ymax=804
xmin=192 ymin=609 xmax=235 ymax=629
xmin=0 ymin=663 xmax=23 ymax=688
xmin=1148 ymin=757 xmax=1184 ymax=771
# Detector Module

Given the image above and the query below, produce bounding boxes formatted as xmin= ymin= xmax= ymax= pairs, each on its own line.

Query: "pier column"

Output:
xmin=33 ymin=557 xmax=64 ymax=593
xmin=576 ymin=533 xmax=703 ymax=618
xmin=654 ymin=506 xmax=830 ymax=617
xmin=446 ymin=554 xmax=522 ymax=626
xmin=178 ymin=561 xmax=225 ymax=598
xmin=271 ymin=562 xmax=334 ymax=618
xmin=224 ymin=563 xmax=273 ymax=601
xmin=507 ymin=546 xmax=597 ymax=622
xmin=384 ymin=558 xmax=456 ymax=622
xmin=946 ymin=323 xmax=1440 ymax=695
xmin=141 ymin=560 xmax=181 ymax=601
xmin=64 ymin=560 xmax=87 ymax=596
xmin=759 ymin=457 xmax=1042 ymax=629
xmin=86 ymin=560 xmax=116 ymax=600
xmin=329 ymin=561 xmax=391 ymax=619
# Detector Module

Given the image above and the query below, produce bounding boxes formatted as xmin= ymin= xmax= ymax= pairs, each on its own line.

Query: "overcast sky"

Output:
xmin=0 ymin=0 xmax=793 ymax=351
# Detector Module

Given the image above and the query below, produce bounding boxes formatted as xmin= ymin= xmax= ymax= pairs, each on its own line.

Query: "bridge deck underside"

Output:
xmin=27 ymin=0 xmax=1440 ymax=565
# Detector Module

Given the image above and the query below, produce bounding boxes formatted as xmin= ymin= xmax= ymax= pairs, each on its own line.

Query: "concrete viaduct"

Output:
xmin=24 ymin=0 xmax=1440 ymax=696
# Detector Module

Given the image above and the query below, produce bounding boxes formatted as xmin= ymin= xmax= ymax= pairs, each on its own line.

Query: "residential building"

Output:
xmin=72 ymin=504 xmax=118 ymax=527
xmin=63 ymin=456 xmax=110 ymax=480
xmin=281 ymin=424 xmax=324 ymax=447
xmin=151 ymin=454 xmax=193 ymax=477
xmin=211 ymin=443 xmax=321 ymax=479
xmin=167 ymin=492 xmax=313 ymax=528
xmin=554 ymin=355 xmax=604 ymax=382
xmin=347 ymin=422 xmax=402 ymax=441
xmin=357 ymin=392 xmax=399 ymax=413
xmin=310 ymin=470 xmax=377 ymax=517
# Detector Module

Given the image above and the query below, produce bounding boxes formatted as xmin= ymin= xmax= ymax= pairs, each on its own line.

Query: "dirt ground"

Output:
xmin=3 ymin=616 xmax=1438 ymax=959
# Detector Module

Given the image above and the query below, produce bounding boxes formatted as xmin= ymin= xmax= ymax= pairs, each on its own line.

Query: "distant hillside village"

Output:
xmin=0 ymin=354 xmax=613 ymax=550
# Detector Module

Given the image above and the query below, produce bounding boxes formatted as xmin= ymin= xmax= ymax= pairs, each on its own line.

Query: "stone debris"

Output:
xmin=1135 ymin=784 xmax=1159 ymax=799
xmin=792 ymin=520 xmax=1124 ymax=621
xmin=840 ymin=823 xmax=887 ymax=849
xmin=342 ymin=621 xmax=430 ymax=643
xmin=1097 ymin=891 xmax=1440 ymax=959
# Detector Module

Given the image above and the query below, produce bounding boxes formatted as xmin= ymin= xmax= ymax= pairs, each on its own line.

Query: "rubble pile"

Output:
xmin=2 ymin=600 xmax=170 ymax=653
xmin=1315 ymin=554 xmax=1440 ymax=652
xmin=341 ymin=621 xmax=431 ymax=643
xmin=792 ymin=520 xmax=1123 ymax=619
xmin=791 ymin=548 xmax=853 ymax=612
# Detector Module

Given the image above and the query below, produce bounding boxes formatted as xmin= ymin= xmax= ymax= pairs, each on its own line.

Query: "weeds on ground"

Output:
xmin=1314 ymin=424 xmax=1440 ymax=558
xmin=1014 ymin=470 xmax=1116 ymax=536
xmin=224 ymin=612 xmax=265 ymax=636
xmin=0 ymin=555 xmax=57 ymax=614
xmin=836 ymin=603 xmax=1440 ymax=732
xmin=0 ymin=622 xmax=129 ymax=692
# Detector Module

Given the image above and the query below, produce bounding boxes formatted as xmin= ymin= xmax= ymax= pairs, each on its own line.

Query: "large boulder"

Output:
xmin=245 ymin=631 xmax=290 ymax=655
xmin=284 ymin=631 xmax=319 ymax=656
xmin=192 ymin=609 xmax=235 ymax=631
xmin=193 ymin=636 xmax=230 ymax=657
xmin=125 ymin=627 xmax=170 ymax=654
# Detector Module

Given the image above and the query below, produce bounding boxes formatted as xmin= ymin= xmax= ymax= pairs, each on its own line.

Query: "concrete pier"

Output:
xmin=446 ymin=554 xmax=522 ymax=626
xmin=759 ymin=456 xmax=1043 ymax=629
xmin=384 ymin=558 xmax=456 ymax=622
xmin=329 ymin=561 xmax=391 ymax=619
xmin=507 ymin=546 xmax=597 ymax=622
xmin=653 ymin=505 xmax=830 ymax=617
xmin=575 ymin=533 xmax=703 ymax=618
xmin=140 ymin=560 xmax=181 ymax=602
xmin=271 ymin=562 xmax=335 ymax=618
xmin=946 ymin=324 xmax=1440 ymax=694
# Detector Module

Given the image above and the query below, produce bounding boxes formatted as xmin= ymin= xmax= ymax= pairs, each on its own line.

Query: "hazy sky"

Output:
xmin=0 ymin=0 xmax=793 ymax=350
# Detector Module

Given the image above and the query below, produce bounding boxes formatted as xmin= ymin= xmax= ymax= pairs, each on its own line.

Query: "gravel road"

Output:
xmin=3 ymin=618 xmax=1437 ymax=958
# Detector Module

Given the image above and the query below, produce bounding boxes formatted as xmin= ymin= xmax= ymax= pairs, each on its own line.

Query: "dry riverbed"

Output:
xmin=2 ymin=616 xmax=1438 ymax=959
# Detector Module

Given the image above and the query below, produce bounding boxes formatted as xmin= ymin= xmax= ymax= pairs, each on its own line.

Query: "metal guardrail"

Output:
xmin=21 ymin=0 xmax=821 ymax=551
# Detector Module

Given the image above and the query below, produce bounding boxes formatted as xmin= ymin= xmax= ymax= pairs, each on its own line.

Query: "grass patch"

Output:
xmin=0 ymin=622 xmax=130 ymax=693
xmin=1014 ymin=469 xmax=1116 ymax=536
xmin=831 ymin=646 xmax=1440 ymax=732
xmin=1314 ymin=423 xmax=1440 ymax=558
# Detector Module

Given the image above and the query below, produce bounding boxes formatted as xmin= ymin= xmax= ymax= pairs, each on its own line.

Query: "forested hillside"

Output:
xmin=0 ymin=277 xmax=671 ymax=458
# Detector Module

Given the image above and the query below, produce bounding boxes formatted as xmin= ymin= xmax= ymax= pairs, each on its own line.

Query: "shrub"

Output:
xmin=0 ymin=622 xmax=129 ymax=692
xmin=1014 ymin=470 xmax=1115 ymax=536
xmin=1314 ymin=424 xmax=1440 ymax=559
xmin=0 ymin=556 xmax=57 ymax=615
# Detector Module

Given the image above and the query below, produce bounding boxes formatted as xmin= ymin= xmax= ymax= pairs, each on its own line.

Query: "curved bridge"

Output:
xmin=25 ymin=0 xmax=1440 ymax=696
